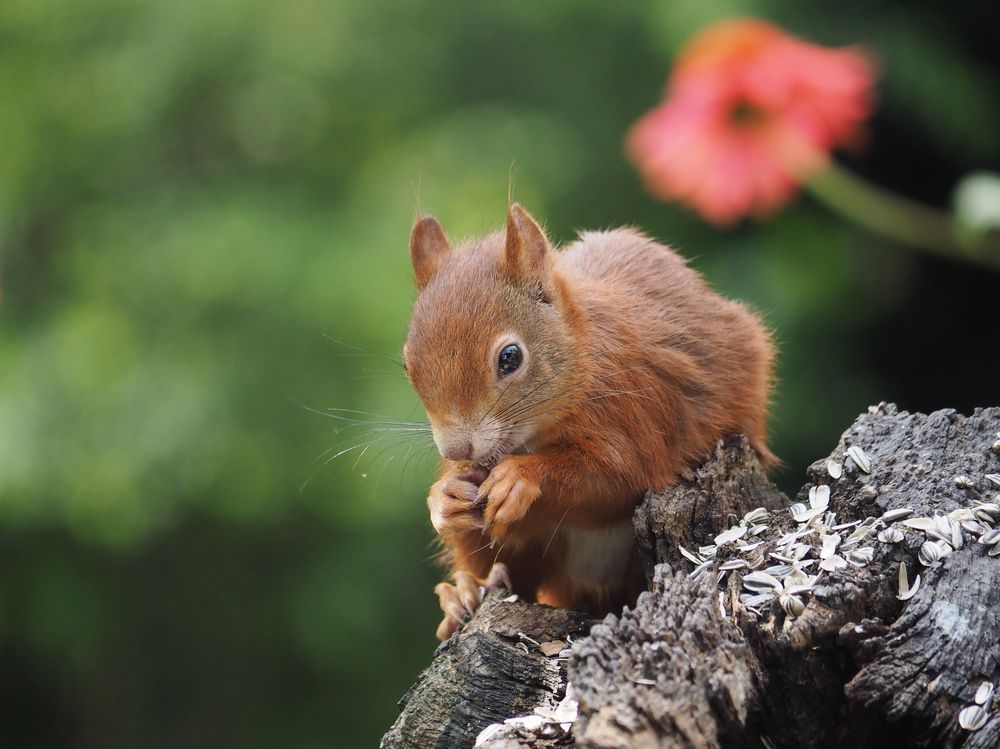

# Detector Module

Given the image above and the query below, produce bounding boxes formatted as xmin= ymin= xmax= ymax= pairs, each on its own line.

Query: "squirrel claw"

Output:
xmin=478 ymin=459 xmax=541 ymax=539
xmin=484 ymin=561 xmax=512 ymax=592
xmin=434 ymin=562 xmax=511 ymax=640
xmin=428 ymin=473 xmax=485 ymax=535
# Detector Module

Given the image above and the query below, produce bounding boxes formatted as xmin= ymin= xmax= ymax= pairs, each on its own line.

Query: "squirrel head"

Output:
xmin=404 ymin=204 xmax=585 ymax=466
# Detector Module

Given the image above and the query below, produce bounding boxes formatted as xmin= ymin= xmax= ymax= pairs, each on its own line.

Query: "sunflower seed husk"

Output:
xmin=962 ymin=519 xmax=990 ymax=536
xmin=790 ymin=503 xmax=824 ymax=524
xmin=989 ymin=544 xmax=1000 ymax=557
xmin=699 ymin=545 xmax=719 ymax=558
xmin=737 ymin=541 xmax=764 ymax=552
xmin=897 ymin=563 xmax=920 ymax=601
xmin=810 ymin=484 xmax=831 ymax=510
xmin=819 ymin=533 xmax=842 ymax=559
xmin=778 ymin=529 xmax=812 ymax=546
xmin=918 ymin=541 xmax=944 ymax=566
xmin=977 ymin=503 xmax=1000 ymax=517
xmin=743 ymin=507 xmax=770 ymax=525
xmin=779 ymin=593 xmax=805 ymax=617
xmin=689 ymin=559 xmax=713 ymax=580
xmin=951 ymin=521 xmax=964 ymax=549
xmin=827 ymin=460 xmax=843 ymax=479
xmin=549 ymin=684 xmax=579 ymax=727
xmin=678 ymin=545 xmax=703 ymax=564
xmin=805 ymin=507 xmax=829 ymax=524
xmin=841 ymin=525 xmax=873 ymax=549
xmin=976 ymin=681 xmax=994 ymax=706
xmin=959 ymin=704 xmax=989 ymax=731
xmin=789 ymin=544 xmax=811 ymax=561
xmin=784 ymin=579 xmax=817 ymax=595
xmin=720 ymin=559 xmax=750 ymax=571
xmin=987 ymin=474 xmax=1000 ymax=488
xmin=926 ymin=527 xmax=951 ymax=545
xmin=936 ymin=514 xmax=956 ymax=538
xmin=979 ymin=528 xmax=1000 ymax=546
xmin=832 ymin=519 xmax=863 ymax=531
xmin=764 ymin=564 xmax=794 ymax=577
xmin=517 ymin=632 xmax=542 ymax=647
xmin=715 ymin=524 xmax=748 ymax=545
xmin=902 ymin=517 xmax=937 ymax=532
xmin=847 ymin=445 xmax=872 ymax=474
xmin=742 ymin=571 xmax=783 ymax=593
xmin=740 ymin=592 xmax=775 ymax=609
xmin=878 ymin=527 xmax=905 ymax=543
xmin=950 ymin=507 xmax=977 ymax=522
xmin=542 ymin=722 xmax=565 ymax=739
xmin=955 ymin=475 xmax=975 ymax=489
xmin=880 ymin=507 xmax=914 ymax=524
xmin=847 ymin=547 xmax=875 ymax=566
xmin=820 ymin=554 xmax=848 ymax=572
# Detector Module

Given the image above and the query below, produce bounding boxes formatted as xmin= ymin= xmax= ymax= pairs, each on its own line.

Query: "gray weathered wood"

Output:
xmin=381 ymin=594 xmax=593 ymax=749
xmin=383 ymin=405 xmax=1000 ymax=749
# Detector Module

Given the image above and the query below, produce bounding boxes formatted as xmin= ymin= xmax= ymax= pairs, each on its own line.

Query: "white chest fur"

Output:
xmin=563 ymin=522 xmax=634 ymax=591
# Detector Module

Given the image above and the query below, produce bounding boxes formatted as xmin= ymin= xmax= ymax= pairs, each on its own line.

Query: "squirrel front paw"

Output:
xmin=434 ymin=562 xmax=512 ymax=640
xmin=427 ymin=467 xmax=488 ymax=535
xmin=477 ymin=457 xmax=541 ymax=539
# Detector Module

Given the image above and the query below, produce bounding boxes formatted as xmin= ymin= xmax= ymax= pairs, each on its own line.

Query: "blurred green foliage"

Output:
xmin=0 ymin=0 xmax=997 ymax=746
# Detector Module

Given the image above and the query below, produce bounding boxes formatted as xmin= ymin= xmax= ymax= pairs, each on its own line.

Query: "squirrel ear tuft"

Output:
xmin=504 ymin=203 xmax=549 ymax=280
xmin=410 ymin=216 xmax=451 ymax=290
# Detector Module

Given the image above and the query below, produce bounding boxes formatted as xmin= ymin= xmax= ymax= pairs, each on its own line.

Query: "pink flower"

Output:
xmin=627 ymin=19 xmax=876 ymax=226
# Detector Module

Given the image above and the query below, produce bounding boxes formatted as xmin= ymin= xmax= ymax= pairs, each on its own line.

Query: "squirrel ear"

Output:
xmin=504 ymin=203 xmax=549 ymax=281
xmin=410 ymin=216 xmax=451 ymax=290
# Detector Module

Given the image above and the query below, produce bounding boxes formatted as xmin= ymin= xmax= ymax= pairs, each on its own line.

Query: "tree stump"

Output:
xmin=382 ymin=404 xmax=1000 ymax=749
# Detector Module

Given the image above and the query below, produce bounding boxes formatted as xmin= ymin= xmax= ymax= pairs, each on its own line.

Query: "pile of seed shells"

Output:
xmin=678 ymin=444 xmax=1000 ymax=623
xmin=958 ymin=681 xmax=995 ymax=733
xmin=474 ymin=683 xmax=579 ymax=746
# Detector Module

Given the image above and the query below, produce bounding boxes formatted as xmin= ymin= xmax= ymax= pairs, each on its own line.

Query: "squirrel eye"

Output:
xmin=497 ymin=344 xmax=523 ymax=377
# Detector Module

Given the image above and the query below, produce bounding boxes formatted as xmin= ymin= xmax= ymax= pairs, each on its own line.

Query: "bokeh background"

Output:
xmin=1 ymin=0 xmax=998 ymax=746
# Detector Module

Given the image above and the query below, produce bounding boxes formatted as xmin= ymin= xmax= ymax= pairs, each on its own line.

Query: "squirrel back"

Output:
xmin=556 ymin=227 xmax=776 ymax=486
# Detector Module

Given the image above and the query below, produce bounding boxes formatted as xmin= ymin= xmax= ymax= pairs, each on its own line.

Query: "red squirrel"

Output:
xmin=404 ymin=204 xmax=775 ymax=639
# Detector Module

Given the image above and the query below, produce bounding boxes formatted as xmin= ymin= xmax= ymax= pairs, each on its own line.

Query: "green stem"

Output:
xmin=805 ymin=161 xmax=1000 ymax=271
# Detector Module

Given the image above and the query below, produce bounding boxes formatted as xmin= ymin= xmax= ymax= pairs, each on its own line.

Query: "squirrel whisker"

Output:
xmin=321 ymin=334 xmax=406 ymax=370
xmin=301 ymin=432 xmax=433 ymax=491
xmin=542 ymin=506 xmax=573 ymax=561
xmin=500 ymin=384 xmax=662 ymax=428
xmin=487 ymin=368 xmax=564 ymax=424
xmin=475 ymin=367 xmax=522 ymax=428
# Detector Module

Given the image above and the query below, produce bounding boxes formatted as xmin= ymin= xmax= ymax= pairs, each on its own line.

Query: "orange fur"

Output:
xmin=404 ymin=204 xmax=775 ymax=638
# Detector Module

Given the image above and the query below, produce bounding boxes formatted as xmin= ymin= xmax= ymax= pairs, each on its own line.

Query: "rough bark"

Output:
xmin=381 ymin=594 xmax=594 ymax=749
xmin=382 ymin=404 xmax=1000 ymax=749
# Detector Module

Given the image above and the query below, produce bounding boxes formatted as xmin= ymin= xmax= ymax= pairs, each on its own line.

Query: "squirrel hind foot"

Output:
xmin=434 ymin=562 xmax=511 ymax=640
